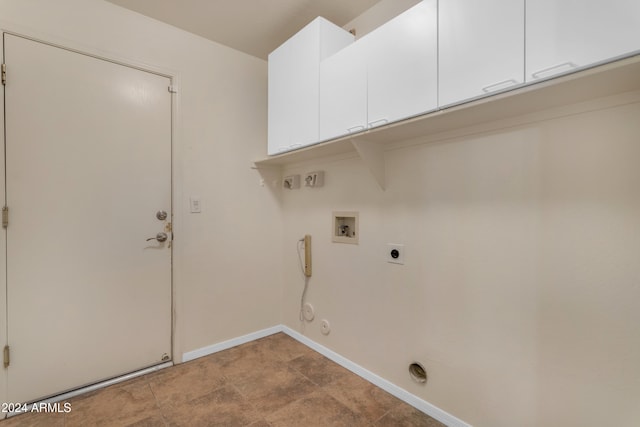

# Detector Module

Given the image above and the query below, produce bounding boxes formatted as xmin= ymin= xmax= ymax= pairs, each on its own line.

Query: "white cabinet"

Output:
xmin=268 ymin=0 xmax=640 ymax=161
xmin=319 ymin=0 xmax=438 ymax=142
xmin=439 ymin=0 xmax=524 ymax=107
xmin=268 ymin=17 xmax=353 ymax=155
xmin=367 ymin=0 xmax=438 ymax=129
xmin=526 ymin=0 xmax=640 ymax=82
xmin=318 ymin=41 xmax=368 ymax=141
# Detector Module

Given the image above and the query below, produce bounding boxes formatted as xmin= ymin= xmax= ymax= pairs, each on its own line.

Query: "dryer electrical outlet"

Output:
xmin=387 ymin=243 xmax=405 ymax=264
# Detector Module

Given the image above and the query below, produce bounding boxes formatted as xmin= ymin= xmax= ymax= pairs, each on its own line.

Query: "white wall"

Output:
xmin=2 ymin=1 xmax=639 ymax=426
xmin=0 ymin=0 xmax=282 ymax=369
xmin=280 ymin=92 xmax=640 ymax=427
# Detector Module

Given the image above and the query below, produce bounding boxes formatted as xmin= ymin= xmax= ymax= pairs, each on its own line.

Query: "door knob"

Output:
xmin=147 ymin=232 xmax=168 ymax=243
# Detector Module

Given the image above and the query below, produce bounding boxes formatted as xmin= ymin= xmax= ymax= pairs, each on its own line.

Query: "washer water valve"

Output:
xmin=304 ymin=171 xmax=324 ymax=187
xmin=283 ymin=175 xmax=300 ymax=189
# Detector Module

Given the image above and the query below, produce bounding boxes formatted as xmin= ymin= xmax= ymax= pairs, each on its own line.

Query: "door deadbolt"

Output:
xmin=156 ymin=210 xmax=168 ymax=221
xmin=147 ymin=232 xmax=168 ymax=243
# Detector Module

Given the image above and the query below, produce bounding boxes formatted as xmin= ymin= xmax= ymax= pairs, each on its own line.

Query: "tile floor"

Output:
xmin=0 ymin=333 xmax=445 ymax=426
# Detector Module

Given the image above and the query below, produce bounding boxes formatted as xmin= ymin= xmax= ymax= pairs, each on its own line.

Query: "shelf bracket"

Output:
xmin=350 ymin=138 xmax=385 ymax=190
xmin=251 ymin=162 xmax=283 ymax=192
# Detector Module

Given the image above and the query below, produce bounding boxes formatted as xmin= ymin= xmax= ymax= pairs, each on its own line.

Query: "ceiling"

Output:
xmin=106 ymin=0 xmax=382 ymax=59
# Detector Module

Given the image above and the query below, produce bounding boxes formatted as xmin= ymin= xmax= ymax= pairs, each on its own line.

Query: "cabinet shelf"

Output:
xmin=254 ymin=54 xmax=640 ymax=189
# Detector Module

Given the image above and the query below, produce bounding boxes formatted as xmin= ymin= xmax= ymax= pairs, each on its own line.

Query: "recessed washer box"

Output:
xmin=332 ymin=211 xmax=359 ymax=244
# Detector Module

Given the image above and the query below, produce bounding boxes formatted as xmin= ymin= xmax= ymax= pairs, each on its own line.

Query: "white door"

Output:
xmin=3 ymin=34 xmax=172 ymax=403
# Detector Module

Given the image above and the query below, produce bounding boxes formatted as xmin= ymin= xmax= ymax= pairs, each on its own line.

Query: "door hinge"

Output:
xmin=2 ymin=206 xmax=8 ymax=228
xmin=3 ymin=345 xmax=9 ymax=368
xmin=1 ymin=63 xmax=6 ymax=86
xmin=168 ymin=85 xmax=177 ymax=93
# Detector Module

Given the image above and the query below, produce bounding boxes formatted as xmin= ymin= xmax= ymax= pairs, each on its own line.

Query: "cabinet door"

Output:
xmin=367 ymin=0 xmax=438 ymax=128
xmin=268 ymin=23 xmax=320 ymax=154
xmin=319 ymin=42 xmax=368 ymax=141
xmin=526 ymin=0 xmax=640 ymax=82
xmin=268 ymin=45 xmax=295 ymax=154
xmin=439 ymin=0 xmax=524 ymax=107
xmin=268 ymin=18 xmax=353 ymax=155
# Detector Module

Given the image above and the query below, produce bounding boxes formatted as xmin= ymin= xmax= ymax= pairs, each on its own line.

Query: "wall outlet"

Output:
xmin=387 ymin=243 xmax=405 ymax=265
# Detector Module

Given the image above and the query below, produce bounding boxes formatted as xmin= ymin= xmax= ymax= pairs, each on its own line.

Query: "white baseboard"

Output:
xmin=182 ymin=324 xmax=471 ymax=427
xmin=181 ymin=325 xmax=283 ymax=362
xmin=280 ymin=326 xmax=471 ymax=427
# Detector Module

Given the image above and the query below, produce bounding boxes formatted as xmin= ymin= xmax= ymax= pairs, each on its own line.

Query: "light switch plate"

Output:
xmin=190 ymin=197 xmax=201 ymax=213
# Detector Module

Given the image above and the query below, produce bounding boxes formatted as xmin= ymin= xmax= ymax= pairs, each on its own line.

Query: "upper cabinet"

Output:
xmin=267 ymin=0 xmax=640 ymax=157
xmin=526 ymin=0 xmax=640 ymax=82
xmin=319 ymin=0 xmax=438 ymax=142
xmin=439 ymin=0 xmax=524 ymax=107
xmin=318 ymin=42 xmax=368 ymax=141
xmin=366 ymin=0 xmax=438 ymax=129
xmin=267 ymin=18 xmax=353 ymax=155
